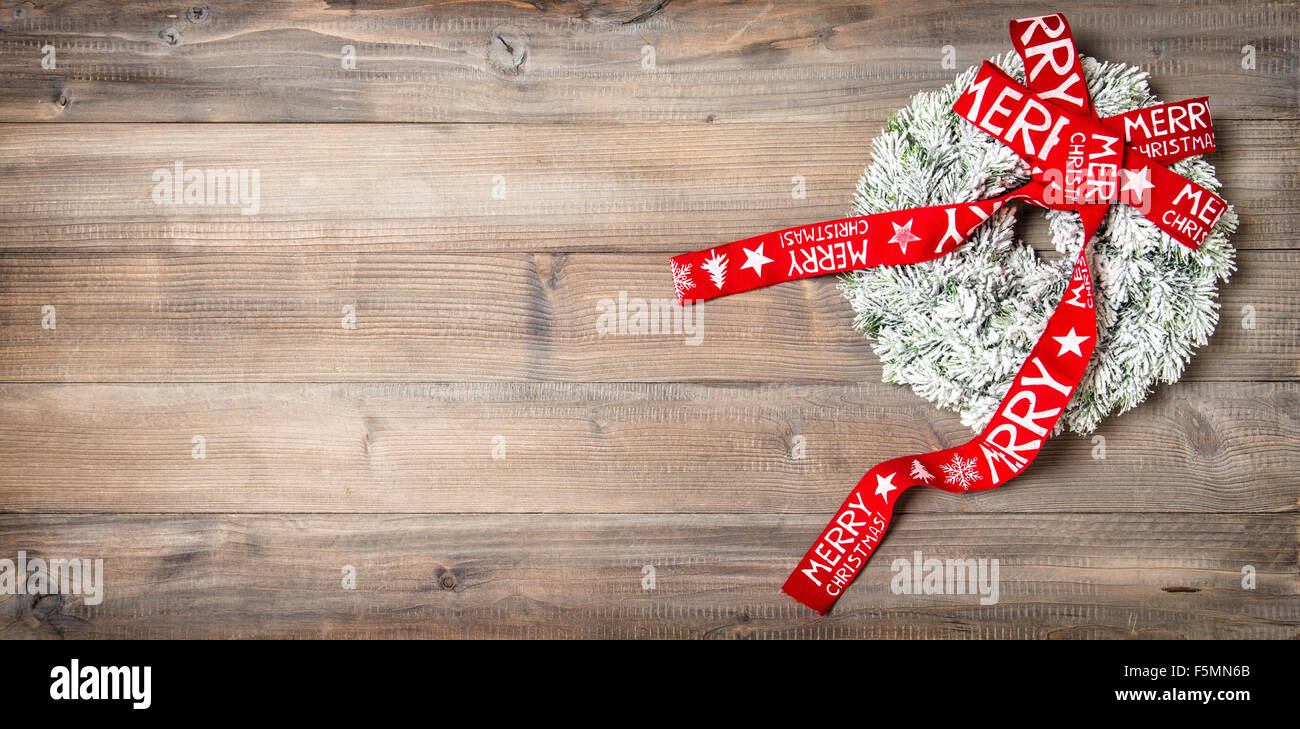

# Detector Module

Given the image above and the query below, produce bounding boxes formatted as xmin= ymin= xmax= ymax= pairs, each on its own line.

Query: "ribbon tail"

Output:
xmin=783 ymin=247 xmax=1099 ymax=615
xmin=1079 ymin=204 xmax=1107 ymax=242
xmin=669 ymin=191 xmax=1026 ymax=306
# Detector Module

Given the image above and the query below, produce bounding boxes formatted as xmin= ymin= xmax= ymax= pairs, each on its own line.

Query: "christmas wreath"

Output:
xmin=668 ymin=14 xmax=1237 ymax=613
xmin=842 ymin=52 xmax=1237 ymax=435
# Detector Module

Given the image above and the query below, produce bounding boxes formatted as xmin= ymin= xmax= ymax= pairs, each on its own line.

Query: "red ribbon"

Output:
xmin=668 ymin=14 xmax=1227 ymax=615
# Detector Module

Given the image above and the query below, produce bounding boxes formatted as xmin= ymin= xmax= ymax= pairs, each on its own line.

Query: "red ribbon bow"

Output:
xmin=667 ymin=14 xmax=1228 ymax=615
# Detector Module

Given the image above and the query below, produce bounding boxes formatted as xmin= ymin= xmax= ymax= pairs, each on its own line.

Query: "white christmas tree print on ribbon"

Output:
xmin=701 ymin=251 xmax=728 ymax=289
xmin=910 ymin=459 xmax=934 ymax=483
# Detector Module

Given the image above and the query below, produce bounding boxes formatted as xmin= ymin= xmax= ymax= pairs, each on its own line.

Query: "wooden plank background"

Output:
xmin=0 ymin=0 xmax=1296 ymax=639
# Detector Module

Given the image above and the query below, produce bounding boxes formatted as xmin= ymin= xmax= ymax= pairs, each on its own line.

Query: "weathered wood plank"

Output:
xmin=0 ymin=250 xmax=1291 ymax=383
xmin=0 ymin=382 xmax=1294 ymax=513
xmin=2 ymin=513 xmax=1294 ymax=639
xmin=0 ymin=1 xmax=1294 ymax=122
xmin=0 ymin=1 xmax=1292 ymax=644
xmin=0 ymin=121 xmax=1291 ymax=253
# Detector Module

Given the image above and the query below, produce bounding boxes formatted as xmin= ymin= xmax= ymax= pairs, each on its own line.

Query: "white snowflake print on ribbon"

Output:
xmin=909 ymin=459 xmax=934 ymax=483
xmin=671 ymin=260 xmax=696 ymax=301
xmin=940 ymin=453 xmax=982 ymax=491
xmin=701 ymin=250 xmax=728 ymax=289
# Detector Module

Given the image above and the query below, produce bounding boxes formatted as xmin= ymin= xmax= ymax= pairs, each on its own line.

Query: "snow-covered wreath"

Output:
xmin=842 ymin=53 xmax=1237 ymax=434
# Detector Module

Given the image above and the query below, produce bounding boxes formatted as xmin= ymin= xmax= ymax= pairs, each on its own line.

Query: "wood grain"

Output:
xmin=0 ymin=1 xmax=1295 ymax=122
xmin=2 ymin=513 xmax=1294 ymax=639
xmin=1 ymin=381 xmax=1294 ymax=514
xmin=0 ymin=250 xmax=1292 ymax=383
xmin=1 ymin=1 xmax=1297 ymax=640
xmin=0 ymin=121 xmax=1292 ymax=253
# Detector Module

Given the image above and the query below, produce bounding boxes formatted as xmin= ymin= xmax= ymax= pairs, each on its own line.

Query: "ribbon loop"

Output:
xmin=1103 ymin=97 xmax=1216 ymax=163
xmin=1010 ymin=13 xmax=1093 ymax=117
xmin=953 ymin=61 xmax=1225 ymax=249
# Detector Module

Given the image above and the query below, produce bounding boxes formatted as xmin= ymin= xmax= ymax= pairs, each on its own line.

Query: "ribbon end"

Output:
xmin=781 ymin=574 xmax=833 ymax=616
xmin=668 ymin=254 xmax=698 ymax=306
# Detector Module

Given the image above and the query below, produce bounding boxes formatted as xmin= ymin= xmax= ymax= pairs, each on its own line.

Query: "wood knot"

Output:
xmin=439 ymin=572 xmax=458 ymax=590
xmin=186 ymin=5 xmax=210 ymax=24
xmin=489 ymin=26 xmax=528 ymax=75
xmin=159 ymin=27 xmax=182 ymax=45
xmin=1184 ymin=407 xmax=1221 ymax=457
xmin=622 ymin=1 xmax=672 ymax=25
xmin=31 ymin=592 xmax=65 ymax=619
xmin=533 ymin=252 xmax=566 ymax=290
